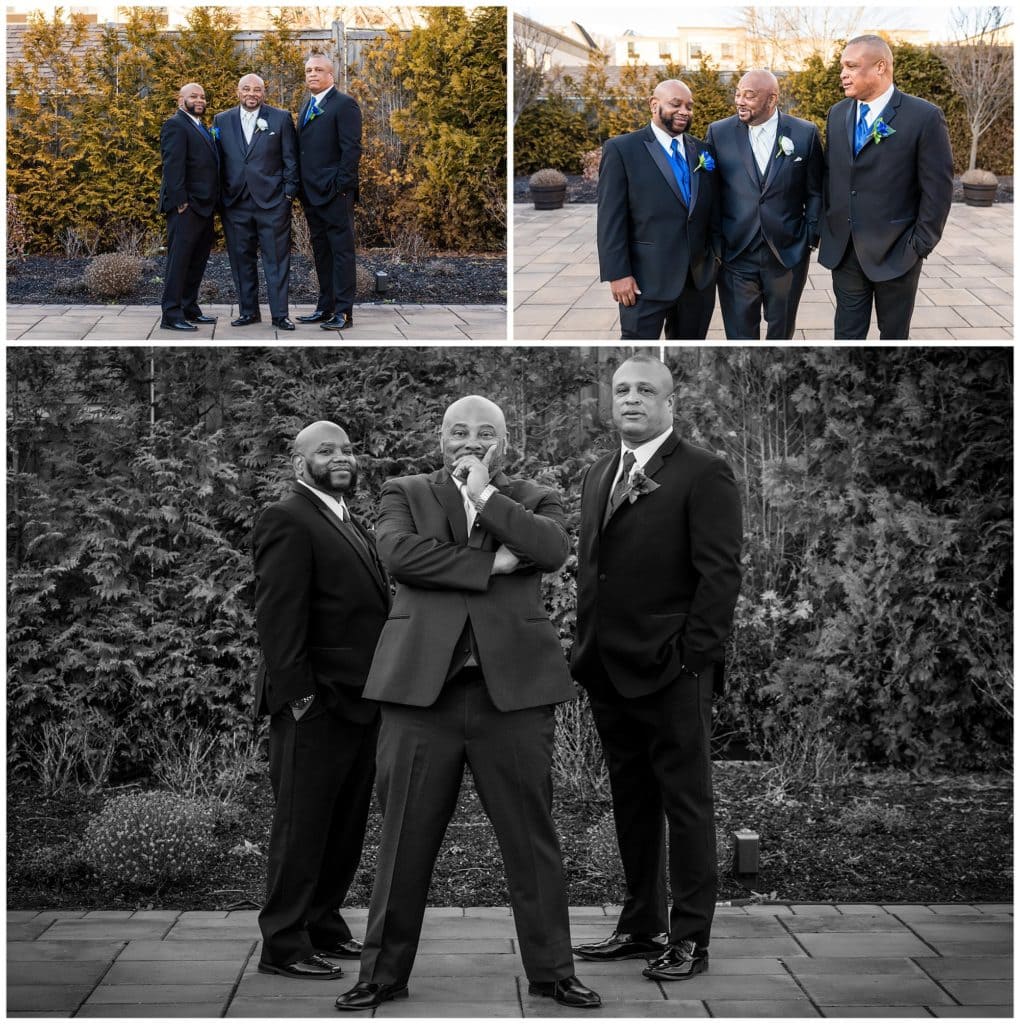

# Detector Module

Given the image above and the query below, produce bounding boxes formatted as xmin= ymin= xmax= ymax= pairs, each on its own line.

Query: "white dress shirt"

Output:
xmin=296 ymin=478 xmax=350 ymax=523
xmin=609 ymin=426 xmax=674 ymax=493
xmin=650 ymin=119 xmax=687 ymax=163
xmin=241 ymin=105 xmax=260 ymax=144
xmin=858 ymin=83 xmax=895 ymax=129
xmin=749 ymin=108 xmax=779 ymax=176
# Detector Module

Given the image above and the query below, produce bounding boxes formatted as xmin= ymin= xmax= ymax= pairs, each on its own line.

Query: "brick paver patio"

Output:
xmin=7 ymin=903 xmax=1012 ymax=1017
xmin=513 ymin=202 xmax=1014 ymax=340
xmin=5 ymin=304 xmax=508 ymax=342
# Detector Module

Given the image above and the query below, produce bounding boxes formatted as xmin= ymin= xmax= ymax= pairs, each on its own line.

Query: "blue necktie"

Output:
xmin=670 ymin=138 xmax=691 ymax=206
xmin=303 ymin=100 xmax=320 ymax=126
xmin=854 ymin=103 xmax=870 ymax=155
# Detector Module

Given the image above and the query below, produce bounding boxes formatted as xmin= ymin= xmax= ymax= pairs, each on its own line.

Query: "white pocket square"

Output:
xmin=794 ymin=156 xmax=803 ymax=162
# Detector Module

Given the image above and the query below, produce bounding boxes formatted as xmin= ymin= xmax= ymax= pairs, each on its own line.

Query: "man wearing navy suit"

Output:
xmin=214 ymin=74 xmax=299 ymax=330
xmin=819 ymin=35 xmax=954 ymax=339
xmin=571 ymin=355 xmax=742 ymax=983
xmin=706 ymin=70 xmax=823 ymax=339
xmin=253 ymin=420 xmax=390 ymax=980
xmin=597 ymin=79 xmax=721 ymax=340
xmin=158 ymin=82 xmax=219 ymax=331
xmin=295 ymin=53 xmax=362 ymax=332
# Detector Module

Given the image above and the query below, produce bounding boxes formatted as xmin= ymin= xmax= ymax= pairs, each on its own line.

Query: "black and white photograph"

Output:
xmin=6 ymin=345 xmax=1012 ymax=1016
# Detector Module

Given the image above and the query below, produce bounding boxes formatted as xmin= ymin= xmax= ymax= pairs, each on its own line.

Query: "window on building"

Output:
xmin=688 ymin=41 xmax=703 ymax=60
xmin=526 ymin=46 xmax=535 ymax=67
xmin=659 ymin=40 xmax=671 ymax=59
xmin=721 ymin=42 xmax=734 ymax=60
xmin=542 ymin=52 xmax=551 ymax=72
xmin=627 ymin=40 xmax=636 ymax=58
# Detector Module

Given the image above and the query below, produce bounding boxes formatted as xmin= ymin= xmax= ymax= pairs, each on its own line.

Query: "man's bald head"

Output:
xmin=440 ymin=395 xmax=507 ymax=476
xmin=291 ymin=420 xmax=358 ymax=496
xmin=650 ymin=79 xmax=694 ymax=137
xmin=840 ymin=35 xmax=894 ymax=101
xmin=177 ymin=82 xmax=206 ymax=115
xmin=238 ymin=73 xmax=265 ymax=109
xmin=735 ymin=69 xmax=779 ymax=125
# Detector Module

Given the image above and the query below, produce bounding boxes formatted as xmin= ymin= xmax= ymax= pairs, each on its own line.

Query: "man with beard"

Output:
xmin=158 ymin=82 xmax=219 ymax=331
xmin=214 ymin=74 xmax=299 ymax=330
xmin=253 ymin=420 xmax=390 ymax=979
xmin=706 ymin=70 xmax=823 ymax=339
xmin=335 ymin=396 xmax=600 ymax=1012
xmin=596 ymin=79 xmax=721 ymax=340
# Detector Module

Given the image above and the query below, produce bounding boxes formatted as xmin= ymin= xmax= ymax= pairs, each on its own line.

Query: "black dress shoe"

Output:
xmin=642 ymin=940 xmax=709 ymax=981
xmin=230 ymin=314 xmax=262 ymax=327
xmin=257 ymin=953 xmax=343 ymax=979
xmin=573 ymin=930 xmax=668 ymax=961
xmin=187 ymin=314 xmax=217 ymax=324
xmin=320 ymin=312 xmax=354 ymax=331
xmin=159 ymin=319 xmax=198 ymax=331
xmin=334 ymin=981 xmax=408 ymax=1010
xmin=272 ymin=316 xmax=296 ymax=331
xmin=315 ymin=937 xmax=362 ymax=959
xmin=528 ymin=975 xmax=602 ymax=1009
xmin=296 ymin=309 xmax=330 ymax=323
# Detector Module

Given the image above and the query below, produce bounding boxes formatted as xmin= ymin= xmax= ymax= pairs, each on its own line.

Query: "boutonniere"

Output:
xmin=870 ymin=118 xmax=896 ymax=145
xmin=775 ymin=135 xmax=794 ymax=158
xmin=623 ymin=465 xmax=661 ymax=503
xmin=693 ymin=151 xmax=715 ymax=173
xmin=256 ymin=117 xmax=269 ymax=132
xmin=307 ymin=103 xmax=322 ymax=123
xmin=210 ymin=125 xmax=220 ymax=141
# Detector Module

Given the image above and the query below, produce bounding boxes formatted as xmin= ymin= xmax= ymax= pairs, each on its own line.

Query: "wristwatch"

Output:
xmin=471 ymin=484 xmax=497 ymax=513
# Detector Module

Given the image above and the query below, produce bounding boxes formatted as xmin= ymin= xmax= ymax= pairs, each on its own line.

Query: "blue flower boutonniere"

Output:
xmin=693 ymin=151 xmax=715 ymax=174
xmin=870 ymin=119 xmax=896 ymax=145
xmin=210 ymin=125 xmax=220 ymax=141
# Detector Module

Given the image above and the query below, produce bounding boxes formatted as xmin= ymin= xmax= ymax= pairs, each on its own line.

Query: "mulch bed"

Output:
xmin=7 ymin=763 xmax=1011 ymax=911
xmin=5 ymin=250 xmax=507 ymax=307
xmin=513 ymin=174 xmax=1014 ymax=205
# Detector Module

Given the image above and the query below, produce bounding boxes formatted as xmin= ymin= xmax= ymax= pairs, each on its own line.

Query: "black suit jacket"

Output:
xmin=597 ymin=126 xmax=721 ymax=300
xmin=253 ymin=483 xmax=390 ymax=721
xmin=297 ymin=86 xmax=362 ymax=206
xmin=819 ymin=88 xmax=954 ymax=281
xmin=213 ymin=104 xmax=299 ymax=209
xmin=158 ymin=109 xmax=220 ymax=216
xmin=571 ymin=433 xmax=742 ymax=698
xmin=705 ymin=112 xmax=823 ymax=267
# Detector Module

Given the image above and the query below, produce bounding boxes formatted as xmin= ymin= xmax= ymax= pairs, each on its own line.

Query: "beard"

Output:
xmin=308 ymin=462 xmax=358 ymax=496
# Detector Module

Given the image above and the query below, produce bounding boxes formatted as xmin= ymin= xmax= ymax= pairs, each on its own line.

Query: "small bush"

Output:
xmin=20 ymin=841 xmax=89 ymax=887
xmin=529 ymin=167 xmax=567 ymax=188
xmin=836 ymin=799 xmax=910 ymax=836
xmin=582 ymin=810 xmax=623 ymax=881
xmin=80 ymin=790 xmax=218 ymax=890
xmin=7 ymin=195 xmax=29 ymax=261
xmin=82 ymin=252 xmax=144 ymax=299
xmin=552 ymin=694 xmax=609 ymax=802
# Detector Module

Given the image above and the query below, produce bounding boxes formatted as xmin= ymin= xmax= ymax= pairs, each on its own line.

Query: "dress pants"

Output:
xmin=586 ymin=665 xmax=716 ymax=947
xmin=303 ymin=191 xmax=356 ymax=316
xmin=619 ymin=270 xmax=716 ymax=340
xmin=832 ymin=242 xmax=924 ymax=339
xmin=718 ymin=239 xmax=809 ymax=340
xmin=221 ymin=190 xmax=292 ymax=319
xmin=161 ymin=206 xmax=214 ymax=321
xmin=359 ymin=669 xmax=575 ymax=985
xmin=259 ymin=702 xmax=377 ymax=966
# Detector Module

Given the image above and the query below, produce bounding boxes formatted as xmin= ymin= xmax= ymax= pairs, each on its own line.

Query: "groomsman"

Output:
xmin=597 ymin=79 xmax=721 ymax=340
xmin=214 ymin=74 xmax=299 ymax=331
xmin=818 ymin=35 xmax=953 ymax=339
xmin=158 ymin=82 xmax=219 ymax=331
xmin=296 ymin=53 xmax=362 ymax=332
xmin=706 ymin=70 xmax=823 ymax=339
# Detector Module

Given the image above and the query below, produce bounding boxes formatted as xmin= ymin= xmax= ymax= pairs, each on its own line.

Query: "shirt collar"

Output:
xmin=620 ymin=426 xmax=674 ymax=472
xmin=751 ymin=109 xmax=779 ymax=134
xmin=860 ymin=84 xmax=894 ymax=123
xmin=242 ymin=105 xmax=261 ymax=119
xmin=312 ymin=86 xmax=333 ymax=105
xmin=183 ymin=111 xmax=201 ymax=126
xmin=650 ymin=119 xmax=686 ymax=159
xmin=296 ymin=477 xmax=349 ymax=520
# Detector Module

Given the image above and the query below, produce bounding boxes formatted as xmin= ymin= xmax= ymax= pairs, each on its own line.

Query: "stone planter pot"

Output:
xmin=530 ymin=184 xmax=566 ymax=210
xmin=963 ymin=182 xmax=997 ymax=207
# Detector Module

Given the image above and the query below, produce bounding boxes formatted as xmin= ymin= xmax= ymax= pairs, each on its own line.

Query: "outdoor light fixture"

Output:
xmin=374 ymin=271 xmax=390 ymax=295
xmin=732 ymin=829 xmax=760 ymax=876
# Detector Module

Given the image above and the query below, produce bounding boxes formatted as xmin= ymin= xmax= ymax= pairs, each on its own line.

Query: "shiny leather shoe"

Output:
xmin=187 ymin=314 xmax=217 ymax=324
xmin=297 ymin=309 xmax=330 ymax=323
xmin=272 ymin=316 xmax=296 ymax=331
xmin=320 ymin=312 xmax=354 ymax=331
xmin=334 ymin=981 xmax=408 ymax=1010
xmin=573 ymin=931 xmax=668 ymax=961
xmin=159 ymin=319 xmax=198 ymax=331
xmin=257 ymin=953 xmax=343 ymax=979
xmin=642 ymin=940 xmax=709 ymax=981
xmin=230 ymin=314 xmax=262 ymax=327
xmin=528 ymin=975 xmax=602 ymax=1009
xmin=315 ymin=938 xmax=362 ymax=959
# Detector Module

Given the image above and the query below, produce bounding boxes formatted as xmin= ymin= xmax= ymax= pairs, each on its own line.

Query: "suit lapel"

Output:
xmin=181 ymin=109 xmax=216 ymax=157
xmin=684 ymin=134 xmax=701 ymax=212
xmin=846 ymin=98 xmax=857 ymax=158
xmin=761 ymin=113 xmax=783 ymax=191
xmin=643 ymin=431 xmax=680 ymax=480
xmin=643 ymin=131 xmax=685 ymax=206
xmin=347 ymin=514 xmax=389 ymax=598
xmin=432 ymin=472 xmax=469 ymax=545
xmin=739 ymin=121 xmax=759 ymax=190
xmin=229 ymin=107 xmax=245 ymax=156
xmin=245 ymin=110 xmax=264 ymax=160
xmin=593 ymin=451 xmax=621 ymax=533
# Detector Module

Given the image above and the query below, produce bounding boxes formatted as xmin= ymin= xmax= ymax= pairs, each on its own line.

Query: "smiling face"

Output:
xmin=650 ymin=79 xmax=694 ymax=137
xmin=238 ymin=74 xmax=265 ymax=111
xmin=292 ymin=422 xmax=358 ymax=497
xmin=611 ymin=358 xmax=675 ymax=447
xmin=840 ymin=40 xmax=892 ymax=102
xmin=440 ymin=396 xmax=506 ymax=476
xmin=735 ymin=71 xmax=778 ymax=126
xmin=178 ymin=83 xmax=206 ymax=116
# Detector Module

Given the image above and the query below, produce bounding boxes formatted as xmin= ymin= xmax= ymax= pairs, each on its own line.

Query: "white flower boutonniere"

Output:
xmin=776 ymin=135 xmax=795 ymax=158
xmin=256 ymin=117 xmax=269 ymax=132
xmin=623 ymin=465 xmax=661 ymax=503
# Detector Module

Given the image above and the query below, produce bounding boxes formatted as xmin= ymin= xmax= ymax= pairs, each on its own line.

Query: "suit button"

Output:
xmin=851 ymin=189 xmax=857 ymax=196
xmin=598 ymin=573 xmax=607 ymax=581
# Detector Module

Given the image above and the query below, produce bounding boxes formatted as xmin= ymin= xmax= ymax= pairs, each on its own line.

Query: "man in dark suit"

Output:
xmin=335 ymin=396 xmax=600 ymax=1012
xmin=597 ymin=79 xmax=721 ymax=340
xmin=295 ymin=53 xmax=362 ymax=332
xmin=819 ymin=35 xmax=954 ymax=339
xmin=214 ymin=74 xmax=299 ymax=331
xmin=571 ymin=355 xmax=742 ymax=984
xmin=706 ymin=70 xmax=823 ymax=339
xmin=158 ymin=82 xmax=219 ymax=332
xmin=253 ymin=420 xmax=390 ymax=980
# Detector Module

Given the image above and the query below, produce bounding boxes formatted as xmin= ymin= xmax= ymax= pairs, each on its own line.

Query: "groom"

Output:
xmin=214 ymin=74 xmax=299 ymax=331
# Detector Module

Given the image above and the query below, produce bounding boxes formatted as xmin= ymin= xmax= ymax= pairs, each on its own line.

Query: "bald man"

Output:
xmin=335 ymin=397 xmax=600 ymax=1011
xmin=214 ymin=74 xmax=299 ymax=330
xmin=819 ymin=35 xmax=953 ymax=338
xmin=597 ymin=79 xmax=721 ymax=340
xmin=706 ymin=70 xmax=823 ymax=339
xmin=253 ymin=421 xmax=390 ymax=979
xmin=158 ymin=82 xmax=220 ymax=331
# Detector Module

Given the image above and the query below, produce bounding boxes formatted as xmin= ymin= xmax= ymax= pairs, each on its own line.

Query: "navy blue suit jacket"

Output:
xmin=213 ymin=104 xmax=299 ymax=209
xmin=158 ymin=109 xmax=220 ymax=216
xmin=297 ymin=86 xmax=362 ymax=206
